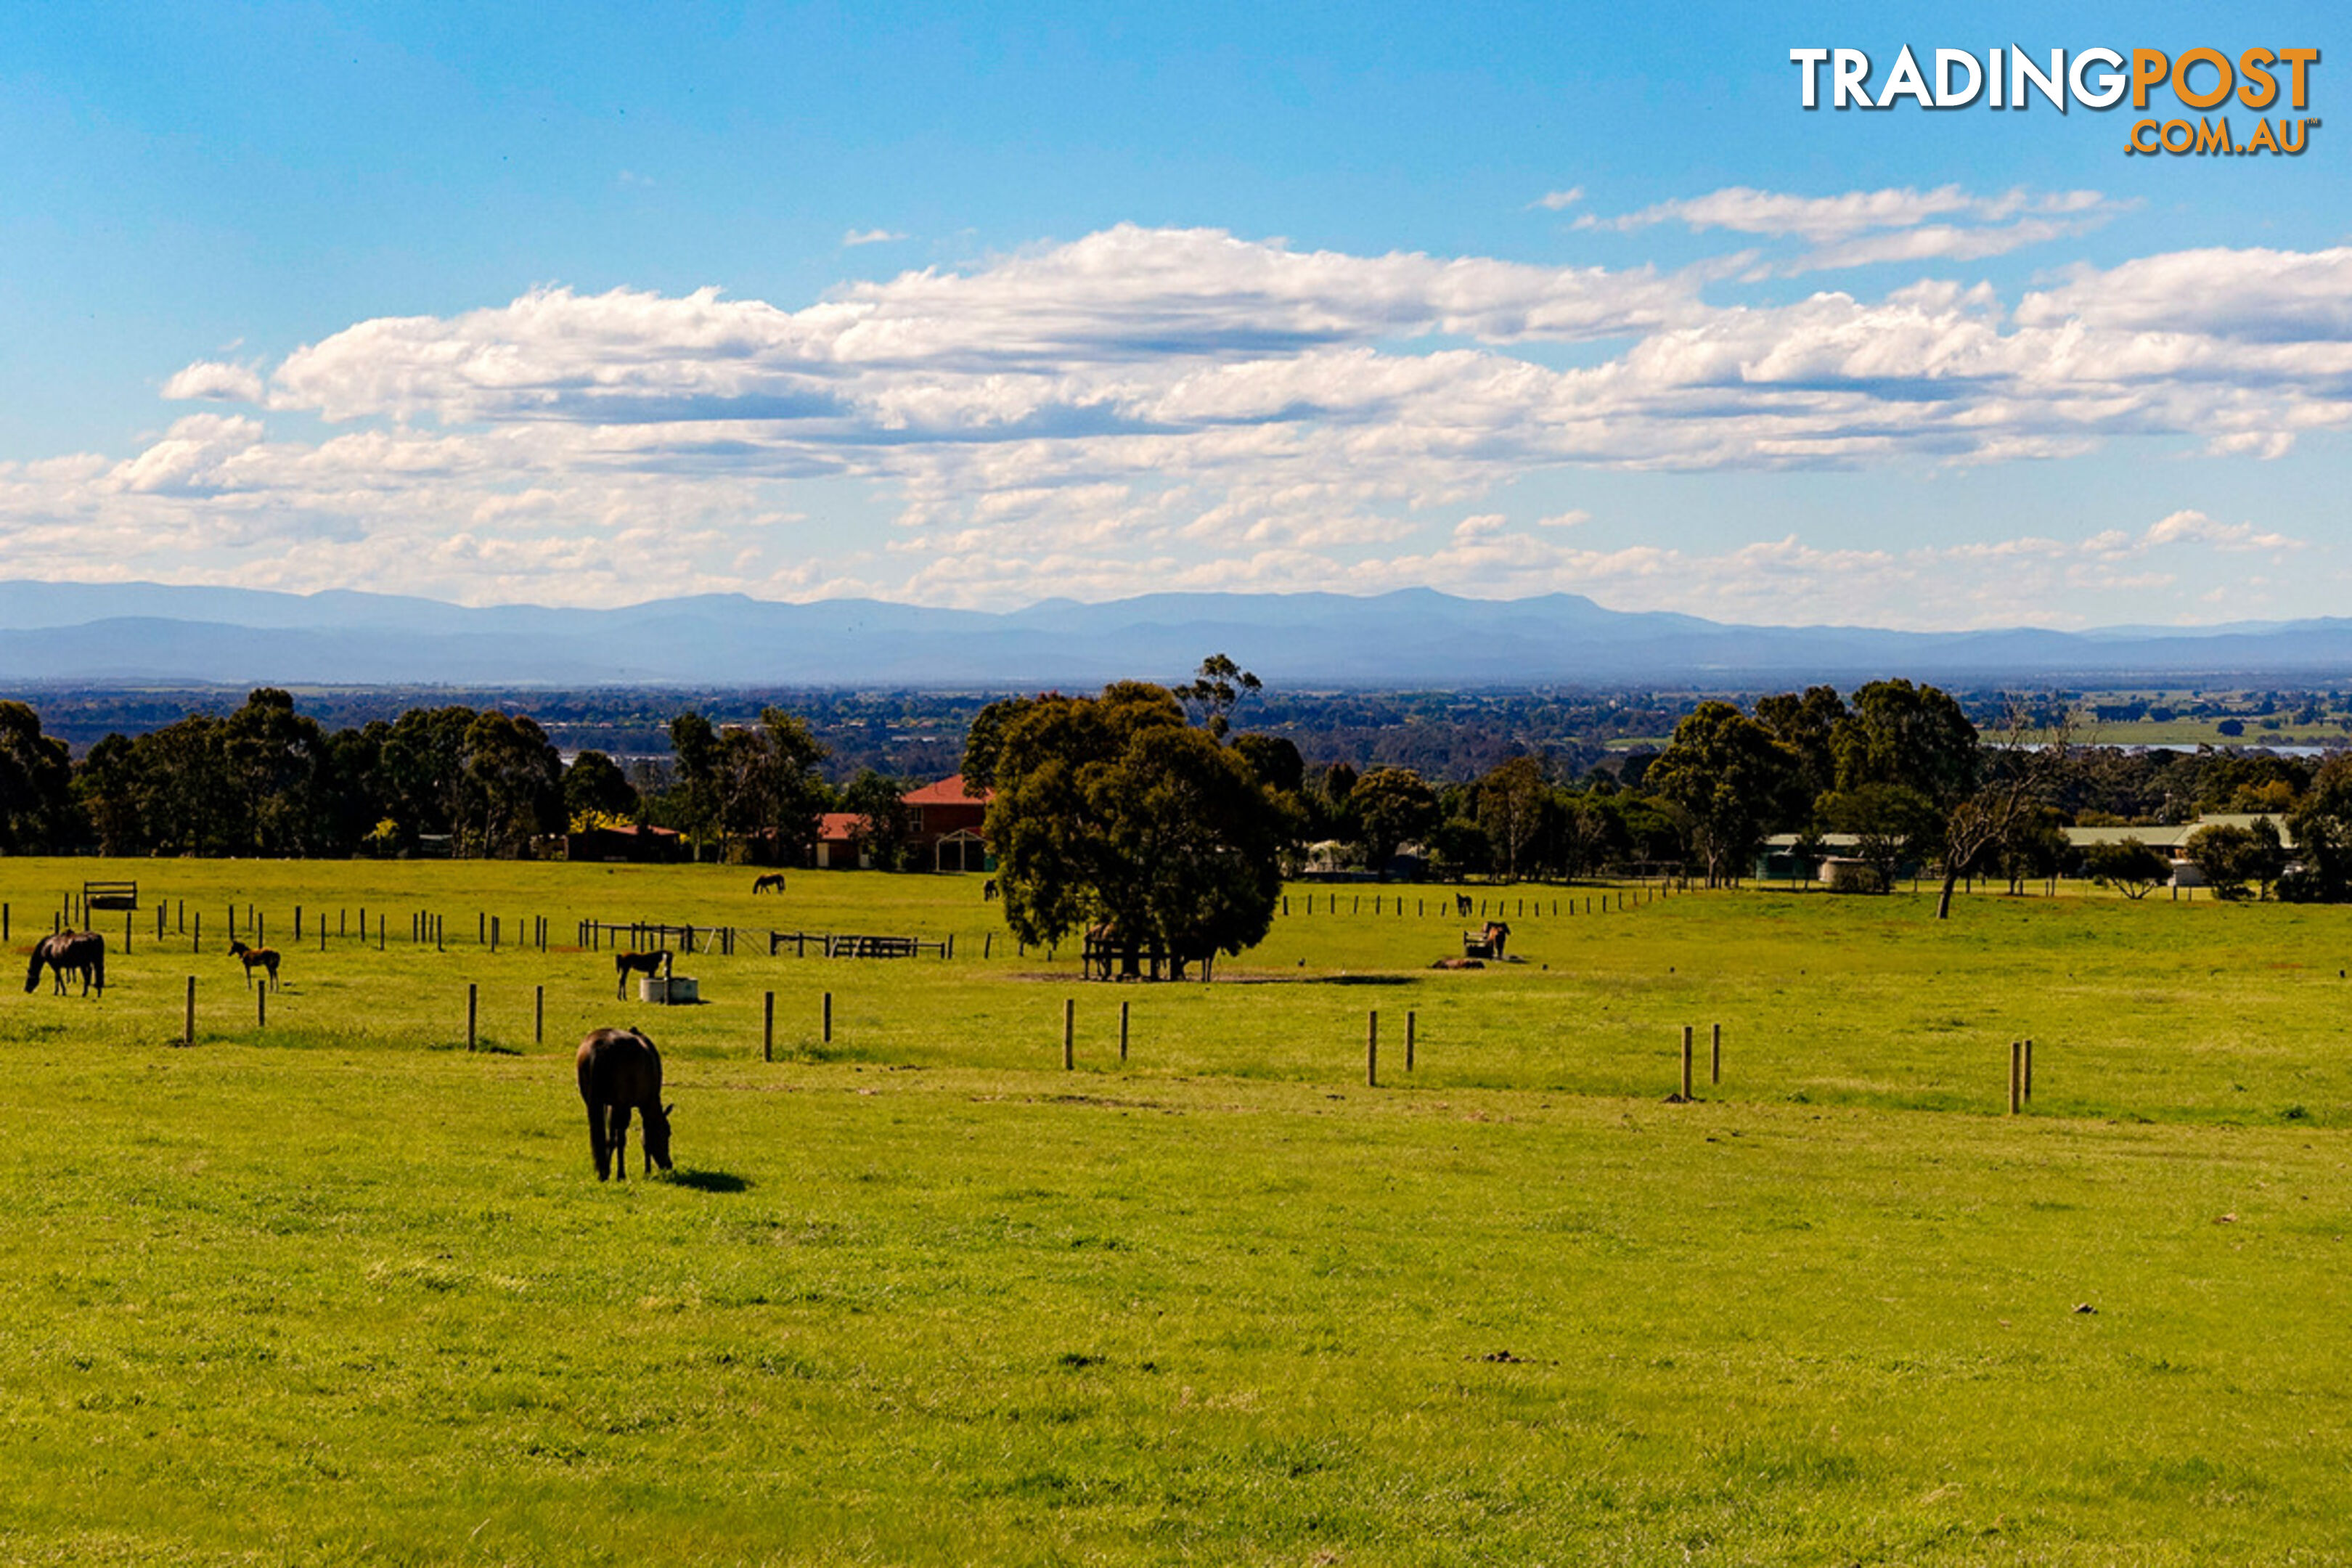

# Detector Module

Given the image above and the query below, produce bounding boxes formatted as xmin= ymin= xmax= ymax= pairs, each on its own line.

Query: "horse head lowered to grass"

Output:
xmin=25 ymin=931 xmax=105 ymax=997
xmin=575 ymin=1026 xmax=673 ymax=1181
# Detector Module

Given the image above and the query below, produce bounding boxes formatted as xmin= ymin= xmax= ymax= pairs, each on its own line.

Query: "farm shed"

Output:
xmin=565 ymin=824 xmax=685 ymax=864
xmin=814 ymin=812 xmax=872 ymax=870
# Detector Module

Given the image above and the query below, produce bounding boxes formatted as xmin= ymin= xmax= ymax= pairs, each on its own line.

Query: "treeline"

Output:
xmin=0 ymin=689 xmax=912 ymax=864
xmin=6 ymin=680 xmax=2352 ymax=905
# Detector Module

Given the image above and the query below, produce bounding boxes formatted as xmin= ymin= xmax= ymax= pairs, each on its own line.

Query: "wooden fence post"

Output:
xmin=1063 ymin=998 xmax=1076 ymax=1069
xmin=467 ymin=984 xmax=478 ymax=1053
xmin=1367 ymin=1010 xmax=1379 ymax=1087
xmin=193 ymin=910 xmax=200 ymax=952
xmin=1711 ymin=1023 xmax=1721 ymax=1086
xmin=823 ymin=992 xmax=833 ymax=1045
xmin=184 ymin=975 xmax=195 ymax=1046
xmin=2010 ymin=1040 xmax=2022 ymax=1114
xmin=1119 ymin=1000 xmax=1130 ymax=1063
xmin=535 ymin=984 xmax=544 ymax=1046
xmin=1406 ymin=1010 xmax=1416 ymax=1072
xmin=764 ymin=992 xmax=775 ymax=1063
xmin=2024 ymin=1037 xmax=2034 ymax=1102
xmin=1680 ymin=1025 xmax=1694 ymax=1099
xmin=257 ymin=982 xmax=266 ymax=1029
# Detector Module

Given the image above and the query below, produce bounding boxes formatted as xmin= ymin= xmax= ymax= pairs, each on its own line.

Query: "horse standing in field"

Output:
xmin=751 ymin=873 xmax=785 ymax=894
xmin=25 ymin=932 xmax=105 ymax=997
xmin=228 ymin=939 xmax=282 ymax=989
xmin=614 ymin=949 xmax=672 ymax=998
xmin=1455 ymin=893 xmax=1474 ymax=918
xmin=576 ymin=1026 xmax=673 ymax=1181
xmin=1460 ymin=920 xmax=1511 ymax=960
xmin=983 ymin=878 xmax=998 ymax=902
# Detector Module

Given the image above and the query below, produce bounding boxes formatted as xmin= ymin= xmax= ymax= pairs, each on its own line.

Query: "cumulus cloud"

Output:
xmin=161 ymin=361 xmax=266 ymax=403
xmin=2139 ymin=509 xmax=2304 ymax=552
xmin=0 ymin=222 xmax=2343 ymax=617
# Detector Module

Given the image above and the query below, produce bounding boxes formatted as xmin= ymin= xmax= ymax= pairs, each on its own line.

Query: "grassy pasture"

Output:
xmin=5 ymin=859 xmax=2352 ymax=1564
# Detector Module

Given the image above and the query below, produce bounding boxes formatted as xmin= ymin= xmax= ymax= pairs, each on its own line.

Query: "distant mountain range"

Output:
xmin=3 ymin=581 xmax=2352 ymax=688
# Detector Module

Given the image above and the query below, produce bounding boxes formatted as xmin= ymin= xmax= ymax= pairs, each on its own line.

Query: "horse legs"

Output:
xmin=608 ymin=1105 xmax=633 ymax=1182
xmin=587 ymin=1102 xmax=613 ymax=1180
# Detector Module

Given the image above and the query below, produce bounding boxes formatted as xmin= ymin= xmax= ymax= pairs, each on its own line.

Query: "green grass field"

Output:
xmin=5 ymin=860 xmax=2351 ymax=1564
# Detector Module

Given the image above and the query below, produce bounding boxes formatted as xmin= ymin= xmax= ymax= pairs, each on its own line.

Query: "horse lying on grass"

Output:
xmin=576 ymin=1026 xmax=672 ymax=1181
xmin=25 ymin=932 xmax=105 ymax=997
xmin=615 ymin=950 xmax=673 ymax=998
xmin=228 ymin=939 xmax=282 ymax=989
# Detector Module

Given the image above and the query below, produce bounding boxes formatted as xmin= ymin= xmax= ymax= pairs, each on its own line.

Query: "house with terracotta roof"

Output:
xmin=904 ymin=773 xmax=992 ymax=873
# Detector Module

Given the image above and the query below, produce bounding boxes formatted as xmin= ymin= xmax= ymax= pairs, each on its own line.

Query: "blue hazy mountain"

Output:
xmin=1 ymin=581 xmax=2350 ymax=686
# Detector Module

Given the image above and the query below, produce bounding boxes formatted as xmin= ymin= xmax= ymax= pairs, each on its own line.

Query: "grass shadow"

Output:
xmin=668 ymin=1168 xmax=753 ymax=1193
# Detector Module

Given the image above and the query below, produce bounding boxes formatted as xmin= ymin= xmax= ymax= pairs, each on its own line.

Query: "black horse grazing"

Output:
xmin=576 ymin=1026 xmax=673 ymax=1181
xmin=982 ymin=878 xmax=999 ymax=902
xmin=228 ymin=939 xmax=282 ymax=989
xmin=614 ymin=949 xmax=672 ymax=998
xmin=1455 ymin=893 xmax=1474 ymax=918
xmin=25 ymin=931 xmax=105 ymax=996
xmin=751 ymin=873 xmax=785 ymax=894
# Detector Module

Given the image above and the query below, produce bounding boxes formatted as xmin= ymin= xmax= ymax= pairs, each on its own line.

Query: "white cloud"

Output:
xmin=161 ymin=361 xmax=265 ymax=403
xmin=4 ymin=224 xmax=2340 ymax=616
xmin=843 ymin=227 xmax=909 ymax=247
xmin=1530 ymin=187 xmax=1584 ymax=212
xmin=2139 ymin=509 xmax=2304 ymax=552
xmin=1583 ymin=184 xmax=2128 ymax=274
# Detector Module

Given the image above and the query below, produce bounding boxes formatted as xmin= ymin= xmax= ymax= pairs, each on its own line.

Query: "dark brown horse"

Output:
xmin=576 ymin=1026 xmax=672 ymax=1181
xmin=615 ymin=949 xmax=672 ymax=998
xmin=228 ymin=939 xmax=282 ymax=989
xmin=751 ymin=873 xmax=785 ymax=894
xmin=25 ymin=931 xmax=105 ymax=996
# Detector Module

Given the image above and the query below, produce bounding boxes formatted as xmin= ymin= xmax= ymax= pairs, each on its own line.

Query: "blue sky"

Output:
xmin=0 ymin=0 xmax=2344 ymax=626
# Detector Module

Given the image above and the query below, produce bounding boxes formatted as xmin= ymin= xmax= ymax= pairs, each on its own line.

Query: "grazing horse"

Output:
xmin=615 ymin=949 xmax=672 ymax=998
xmin=751 ymin=873 xmax=786 ymax=894
xmin=982 ymin=878 xmax=999 ymax=902
xmin=25 ymin=931 xmax=105 ymax=997
xmin=575 ymin=1026 xmax=673 ymax=1181
xmin=1455 ymin=893 xmax=1474 ymax=918
xmin=228 ymin=939 xmax=282 ymax=990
